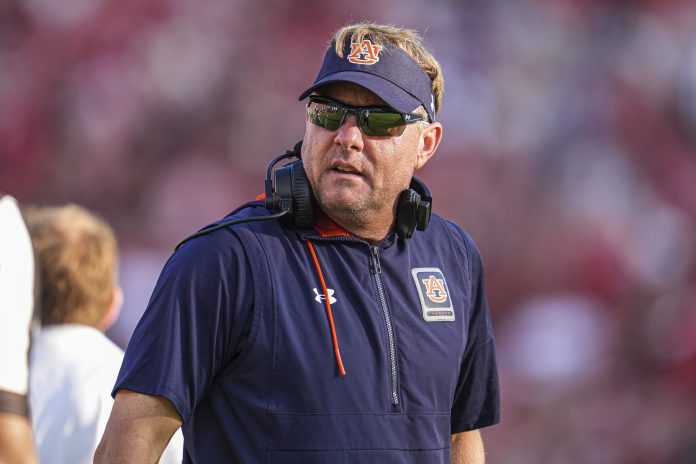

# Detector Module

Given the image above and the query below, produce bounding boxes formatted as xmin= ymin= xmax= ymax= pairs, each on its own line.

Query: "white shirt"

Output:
xmin=29 ymin=324 xmax=183 ymax=464
xmin=0 ymin=195 xmax=34 ymax=396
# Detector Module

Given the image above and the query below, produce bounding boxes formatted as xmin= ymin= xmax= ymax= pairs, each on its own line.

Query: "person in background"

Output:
xmin=0 ymin=194 xmax=39 ymax=464
xmin=24 ymin=204 xmax=183 ymax=464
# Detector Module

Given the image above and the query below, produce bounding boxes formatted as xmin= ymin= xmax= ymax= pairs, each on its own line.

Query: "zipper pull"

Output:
xmin=369 ymin=246 xmax=382 ymax=275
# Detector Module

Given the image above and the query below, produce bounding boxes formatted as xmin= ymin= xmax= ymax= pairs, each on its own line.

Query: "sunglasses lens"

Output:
xmin=308 ymin=104 xmax=345 ymax=131
xmin=362 ymin=112 xmax=407 ymax=137
xmin=308 ymin=97 xmax=419 ymax=136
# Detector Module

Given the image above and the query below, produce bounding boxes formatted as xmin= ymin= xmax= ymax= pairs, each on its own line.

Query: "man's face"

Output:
xmin=301 ymin=82 xmax=434 ymax=232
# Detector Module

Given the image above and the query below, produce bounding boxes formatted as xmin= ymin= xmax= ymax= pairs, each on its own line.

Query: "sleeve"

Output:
xmin=450 ymin=231 xmax=500 ymax=432
xmin=0 ymin=195 xmax=35 ymax=416
xmin=113 ymin=228 xmax=255 ymax=422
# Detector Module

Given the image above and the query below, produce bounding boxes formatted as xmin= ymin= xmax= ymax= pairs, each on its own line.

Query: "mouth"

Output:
xmin=330 ymin=162 xmax=363 ymax=177
xmin=334 ymin=166 xmax=359 ymax=175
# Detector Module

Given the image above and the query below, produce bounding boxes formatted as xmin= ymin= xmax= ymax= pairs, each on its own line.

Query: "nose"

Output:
xmin=334 ymin=114 xmax=364 ymax=153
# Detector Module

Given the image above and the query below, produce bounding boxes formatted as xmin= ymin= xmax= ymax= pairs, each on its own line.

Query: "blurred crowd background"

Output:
xmin=2 ymin=0 xmax=695 ymax=462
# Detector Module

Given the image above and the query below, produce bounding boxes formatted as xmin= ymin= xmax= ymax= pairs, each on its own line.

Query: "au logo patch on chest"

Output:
xmin=411 ymin=268 xmax=455 ymax=321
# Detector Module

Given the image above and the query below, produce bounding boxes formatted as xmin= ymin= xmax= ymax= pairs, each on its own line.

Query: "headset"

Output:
xmin=175 ymin=141 xmax=432 ymax=250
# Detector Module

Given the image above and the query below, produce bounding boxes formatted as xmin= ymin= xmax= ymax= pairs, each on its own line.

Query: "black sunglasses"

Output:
xmin=307 ymin=95 xmax=426 ymax=137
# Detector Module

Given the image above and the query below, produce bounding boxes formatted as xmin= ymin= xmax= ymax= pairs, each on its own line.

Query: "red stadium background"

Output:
xmin=2 ymin=0 xmax=695 ymax=462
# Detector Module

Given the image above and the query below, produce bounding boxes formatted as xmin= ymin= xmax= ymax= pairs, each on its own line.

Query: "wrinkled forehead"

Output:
xmin=312 ymin=82 xmax=388 ymax=107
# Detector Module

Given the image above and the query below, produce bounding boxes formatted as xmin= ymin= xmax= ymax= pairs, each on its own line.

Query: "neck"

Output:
xmin=317 ymin=208 xmax=393 ymax=244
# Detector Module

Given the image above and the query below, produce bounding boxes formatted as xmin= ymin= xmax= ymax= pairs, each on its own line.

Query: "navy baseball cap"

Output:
xmin=299 ymin=37 xmax=436 ymax=122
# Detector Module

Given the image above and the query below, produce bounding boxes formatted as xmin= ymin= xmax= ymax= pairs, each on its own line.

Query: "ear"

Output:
xmin=99 ymin=285 xmax=123 ymax=332
xmin=415 ymin=122 xmax=442 ymax=171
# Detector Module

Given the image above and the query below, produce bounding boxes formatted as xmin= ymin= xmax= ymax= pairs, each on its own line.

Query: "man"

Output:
xmin=0 ymin=194 xmax=39 ymax=464
xmin=24 ymin=204 xmax=183 ymax=464
xmin=96 ymin=22 xmax=499 ymax=463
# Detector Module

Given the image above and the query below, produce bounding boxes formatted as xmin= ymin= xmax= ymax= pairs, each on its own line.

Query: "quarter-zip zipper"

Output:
xmin=300 ymin=233 xmax=401 ymax=406
xmin=370 ymin=245 xmax=400 ymax=405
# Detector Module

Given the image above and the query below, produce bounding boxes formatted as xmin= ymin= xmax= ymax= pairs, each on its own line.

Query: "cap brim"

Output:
xmin=298 ymin=71 xmax=422 ymax=115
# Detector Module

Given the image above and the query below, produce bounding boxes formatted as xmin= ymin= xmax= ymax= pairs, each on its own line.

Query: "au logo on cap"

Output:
xmin=411 ymin=268 xmax=455 ymax=321
xmin=347 ymin=39 xmax=382 ymax=65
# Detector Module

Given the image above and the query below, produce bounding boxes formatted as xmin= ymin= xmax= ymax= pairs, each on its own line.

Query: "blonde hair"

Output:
xmin=24 ymin=204 xmax=117 ymax=327
xmin=332 ymin=22 xmax=444 ymax=115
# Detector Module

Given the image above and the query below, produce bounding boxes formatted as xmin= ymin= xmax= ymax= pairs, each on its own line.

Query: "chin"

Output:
xmin=318 ymin=191 xmax=367 ymax=217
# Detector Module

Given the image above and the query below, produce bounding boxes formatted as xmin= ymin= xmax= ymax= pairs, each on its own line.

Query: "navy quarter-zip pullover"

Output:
xmin=114 ymin=201 xmax=500 ymax=463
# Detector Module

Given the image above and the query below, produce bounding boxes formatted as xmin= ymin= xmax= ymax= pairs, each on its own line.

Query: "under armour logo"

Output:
xmin=313 ymin=288 xmax=337 ymax=304
xmin=347 ymin=39 xmax=382 ymax=65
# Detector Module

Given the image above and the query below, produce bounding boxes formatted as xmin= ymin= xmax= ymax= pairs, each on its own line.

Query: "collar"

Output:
xmin=312 ymin=210 xmax=352 ymax=237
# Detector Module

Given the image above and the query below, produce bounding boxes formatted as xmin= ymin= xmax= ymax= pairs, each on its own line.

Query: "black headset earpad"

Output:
xmin=395 ymin=189 xmax=420 ymax=239
xmin=289 ymin=162 xmax=314 ymax=229
xmin=416 ymin=198 xmax=431 ymax=231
